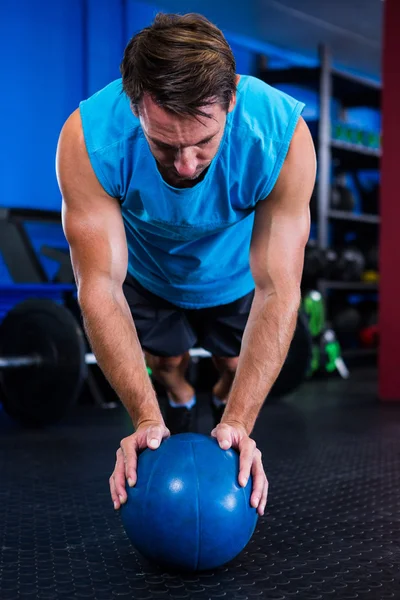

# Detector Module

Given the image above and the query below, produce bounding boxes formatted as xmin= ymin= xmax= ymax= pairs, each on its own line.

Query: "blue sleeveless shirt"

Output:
xmin=79 ymin=76 xmax=304 ymax=308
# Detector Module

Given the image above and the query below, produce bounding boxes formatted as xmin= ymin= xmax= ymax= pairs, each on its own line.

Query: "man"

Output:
xmin=56 ymin=13 xmax=316 ymax=519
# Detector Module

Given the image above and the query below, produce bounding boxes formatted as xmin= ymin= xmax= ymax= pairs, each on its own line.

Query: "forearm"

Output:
xmin=80 ymin=288 xmax=162 ymax=428
xmin=222 ymin=289 xmax=300 ymax=433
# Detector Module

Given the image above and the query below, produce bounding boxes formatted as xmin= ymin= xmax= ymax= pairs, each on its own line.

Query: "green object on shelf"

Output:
xmin=325 ymin=339 xmax=342 ymax=373
xmin=332 ymin=121 xmax=381 ymax=151
xmin=303 ymin=291 xmax=326 ymax=338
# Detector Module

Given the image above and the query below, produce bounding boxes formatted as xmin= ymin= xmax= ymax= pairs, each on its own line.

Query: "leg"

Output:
xmin=212 ymin=356 xmax=239 ymax=403
xmin=209 ymin=356 xmax=239 ymax=425
xmin=146 ymin=351 xmax=197 ymax=435
xmin=190 ymin=289 xmax=254 ymax=426
xmin=122 ymin=274 xmax=198 ymax=433
xmin=145 ymin=351 xmax=195 ymax=405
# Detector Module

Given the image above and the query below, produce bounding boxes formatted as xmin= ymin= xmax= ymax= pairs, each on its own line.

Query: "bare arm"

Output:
xmin=56 ymin=109 xmax=162 ymax=428
xmin=222 ymin=117 xmax=316 ymax=433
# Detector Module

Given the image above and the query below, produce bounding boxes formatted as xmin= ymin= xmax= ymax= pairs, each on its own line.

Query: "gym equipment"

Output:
xmin=360 ymin=324 xmax=379 ymax=348
xmin=324 ymin=248 xmax=339 ymax=280
xmin=332 ymin=122 xmax=381 ymax=151
xmin=330 ymin=184 xmax=356 ymax=212
xmin=362 ymin=270 xmax=379 ymax=283
xmin=359 ymin=305 xmax=379 ymax=348
xmin=320 ymin=330 xmax=349 ymax=379
xmin=302 ymin=291 xmax=349 ymax=380
xmin=335 ymin=247 xmax=366 ymax=281
xmin=0 ymin=298 xmax=313 ymax=426
xmin=302 ymin=240 xmax=326 ymax=288
xmin=303 ymin=290 xmax=325 ymax=337
xmin=332 ymin=306 xmax=362 ymax=348
xmin=0 ymin=299 xmax=208 ymax=425
xmin=0 ymin=298 xmax=87 ymax=426
xmin=120 ymin=433 xmax=258 ymax=571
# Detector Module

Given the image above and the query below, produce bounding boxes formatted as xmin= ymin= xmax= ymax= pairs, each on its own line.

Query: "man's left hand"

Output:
xmin=211 ymin=421 xmax=268 ymax=517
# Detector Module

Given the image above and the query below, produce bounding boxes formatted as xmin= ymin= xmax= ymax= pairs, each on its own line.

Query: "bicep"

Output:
xmin=56 ymin=110 xmax=128 ymax=295
xmin=250 ymin=117 xmax=316 ymax=296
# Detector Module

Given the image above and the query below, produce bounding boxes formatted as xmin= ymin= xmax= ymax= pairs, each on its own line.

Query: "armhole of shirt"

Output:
xmin=79 ymin=102 xmax=119 ymax=198
xmin=257 ymin=101 xmax=305 ymax=201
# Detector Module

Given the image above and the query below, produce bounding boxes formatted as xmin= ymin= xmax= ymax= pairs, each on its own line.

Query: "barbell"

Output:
xmin=0 ymin=298 xmax=311 ymax=427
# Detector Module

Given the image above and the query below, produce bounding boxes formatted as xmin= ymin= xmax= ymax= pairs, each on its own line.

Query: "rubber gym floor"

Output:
xmin=0 ymin=367 xmax=399 ymax=600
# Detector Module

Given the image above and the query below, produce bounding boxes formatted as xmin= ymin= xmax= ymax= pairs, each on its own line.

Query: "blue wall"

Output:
xmin=1 ymin=0 xmax=381 ymax=212
xmin=1 ymin=0 xmax=85 ymax=210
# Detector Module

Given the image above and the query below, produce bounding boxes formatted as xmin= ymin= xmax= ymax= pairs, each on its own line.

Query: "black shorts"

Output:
xmin=123 ymin=273 xmax=254 ymax=358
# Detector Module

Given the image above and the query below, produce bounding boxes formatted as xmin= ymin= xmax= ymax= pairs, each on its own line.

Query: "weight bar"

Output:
xmin=0 ymin=348 xmax=211 ymax=369
xmin=0 ymin=355 xmax=43 ymax=368
xmin=0 ymin=299 xmax=218 ymax=427
xmin=85 ymin=347 xmax=211 ymax=365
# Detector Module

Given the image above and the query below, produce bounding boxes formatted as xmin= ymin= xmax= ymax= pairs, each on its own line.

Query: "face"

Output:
xmin=136 ymin=92 xmax=236 ymax=187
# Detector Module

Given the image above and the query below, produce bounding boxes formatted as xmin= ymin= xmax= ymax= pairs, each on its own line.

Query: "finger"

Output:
xmin=214 ymin=424 xmax=232 ymax=450
xmin=258 ymin=479 xmax=269 ymax=516
xmin=250 ymin=451 xmax=265 ymax=508
xmin=109 ymin=474 xmax=120 ymax=510
xmin=238 ymin=438 xmax=256 ymax=487
xmin=113 ymin=448 xmax=129 ymax=503
xmin=147 ymin=425 xmax=166 ymax=450
xmin=120 ymin=440 xmax=138 ymax=487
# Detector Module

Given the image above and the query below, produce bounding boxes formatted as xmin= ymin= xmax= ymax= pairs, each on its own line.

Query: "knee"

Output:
xmin=213 ymin=356 xmax=239 ymax=376
xmin=148 ymin=354 xmax=186 ymax=375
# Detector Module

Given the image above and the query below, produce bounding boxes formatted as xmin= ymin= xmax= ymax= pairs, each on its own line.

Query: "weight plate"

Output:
xmin=0 ymin=298 xmax=86 ymax=426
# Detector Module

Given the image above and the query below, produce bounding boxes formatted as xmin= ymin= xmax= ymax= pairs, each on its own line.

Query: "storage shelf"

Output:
xmin=328 ymin=210 xmax=380 ymax=225
xmin=330 ymin=68 xmax=381 ymax=108
xmin=260 ymin=45 xmax=380 ymax=361
xmin=331 ymin=140 xmax=381 ymax=170
xmin=330 ymin=139 xmax=381 ymax=158
xmin=318 ymin=280 xmax=379 ymax=292
xmin=259 ymin=65 xmax=381 ymax=109
xmin=306 ymin=121 xmax=381 ymax=170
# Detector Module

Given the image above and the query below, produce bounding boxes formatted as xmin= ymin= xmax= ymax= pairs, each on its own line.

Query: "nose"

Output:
xmin=174 ymin=148 xmax=198 ymax=178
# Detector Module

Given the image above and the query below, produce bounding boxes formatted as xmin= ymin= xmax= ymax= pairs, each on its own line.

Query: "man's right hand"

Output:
xmin=110 ymin=421 xmax=170 ymax=510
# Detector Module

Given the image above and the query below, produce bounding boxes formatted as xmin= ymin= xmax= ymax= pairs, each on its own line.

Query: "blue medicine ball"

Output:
xmin=121 ymin=433 xmax=258 ymax=571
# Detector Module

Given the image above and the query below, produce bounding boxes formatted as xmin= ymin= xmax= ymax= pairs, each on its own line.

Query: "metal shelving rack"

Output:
xmin=317 ymin=46 xmax=381 ymax=252
xmin=258 ymin=48 xmax=381 ymax=359
xmin=258 ymin=44 xmax=381 ymax=269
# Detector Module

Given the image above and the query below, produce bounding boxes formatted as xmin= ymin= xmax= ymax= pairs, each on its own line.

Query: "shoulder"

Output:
xmin=79 ymin=78 xmax=141 ymax=154
xmin=233 ymin=75 xmax=305 ymax=141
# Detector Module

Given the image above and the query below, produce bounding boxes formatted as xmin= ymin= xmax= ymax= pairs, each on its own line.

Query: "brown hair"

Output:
xmin=120 ymin=12 xmax=236 ymax=119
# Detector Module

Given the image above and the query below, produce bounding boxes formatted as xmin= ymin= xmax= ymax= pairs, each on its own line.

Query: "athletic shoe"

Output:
xmin=165 ymin=402 xmax=197 ymax=434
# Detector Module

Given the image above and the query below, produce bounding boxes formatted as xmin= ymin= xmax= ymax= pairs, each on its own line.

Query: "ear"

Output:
xmin=227 ymin=75 xmax=240 ymax=114
xmin=130 ymin=102 xmax=139 ymax=118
